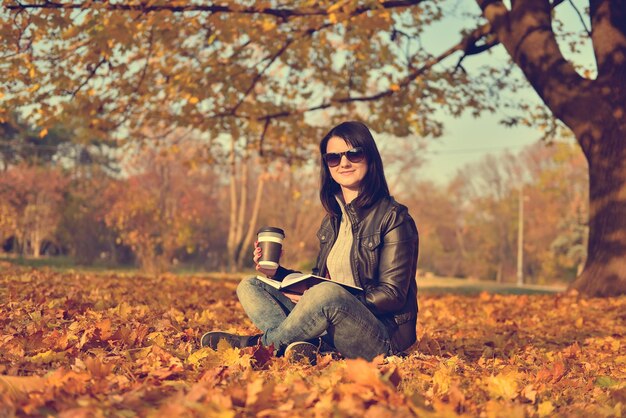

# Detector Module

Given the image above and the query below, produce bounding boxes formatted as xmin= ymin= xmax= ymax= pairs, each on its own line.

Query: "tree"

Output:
xmin=1 ymin=1 xmax=624 ymax=295
xmin=0 ymin=163 xmax=69 ymax=257
xmin=103 ymin=137 xmax=220 ymax=273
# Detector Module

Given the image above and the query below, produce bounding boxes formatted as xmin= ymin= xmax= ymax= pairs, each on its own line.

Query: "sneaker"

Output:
xmin=285 ymin=341 xmax=319 ymax=365
xmin=201 ymin=331 xmax=261 ymax=349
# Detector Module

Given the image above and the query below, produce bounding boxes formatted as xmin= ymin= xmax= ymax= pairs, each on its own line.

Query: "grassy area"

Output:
xmin=0 ymin=255 xmax=138 ymax=274
xmin=1 ymin=256 xmax=566 ymax=295
xmin=418 ymin=276 xmax=567 ymax=295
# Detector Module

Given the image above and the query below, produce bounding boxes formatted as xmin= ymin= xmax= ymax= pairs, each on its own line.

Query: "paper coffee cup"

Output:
xmin=257 ymin=227 xmax=285 ymax=269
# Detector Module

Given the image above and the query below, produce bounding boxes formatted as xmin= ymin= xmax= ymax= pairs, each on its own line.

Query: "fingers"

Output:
xmin=253 ymin=246 xmax=261 ymax=263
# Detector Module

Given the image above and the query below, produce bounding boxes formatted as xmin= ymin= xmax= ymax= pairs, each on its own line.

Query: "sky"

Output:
xmin=394 ymin=0 xmax=593 ymax=184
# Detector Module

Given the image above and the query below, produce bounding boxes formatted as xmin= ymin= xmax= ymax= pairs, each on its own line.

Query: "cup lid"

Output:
xmin=257 ymin=226 xmax=285 ymax=236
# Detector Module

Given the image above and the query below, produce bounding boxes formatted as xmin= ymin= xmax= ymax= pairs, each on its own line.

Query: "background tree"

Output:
xmin=103 ymin=136 xmax=220 ymax=273
xmin=0 ymin=163 xmax=68 ymax=257
xmin=1 ymin=0 xmax=623 ymax=294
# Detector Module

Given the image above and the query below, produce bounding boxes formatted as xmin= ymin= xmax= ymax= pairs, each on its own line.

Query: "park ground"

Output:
xmin=0 ymin=261 xmax=625 ymax=417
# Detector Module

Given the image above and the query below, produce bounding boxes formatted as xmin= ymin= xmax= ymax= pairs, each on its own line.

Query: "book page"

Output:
xmin=256 ymin=275 xmax=282 ymax=289
xmin=281 ymin=272 xmax=307 ymax=287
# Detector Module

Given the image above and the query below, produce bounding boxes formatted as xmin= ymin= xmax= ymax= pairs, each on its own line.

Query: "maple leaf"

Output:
xmin=186 ymin=347 xmax=219 ymax=366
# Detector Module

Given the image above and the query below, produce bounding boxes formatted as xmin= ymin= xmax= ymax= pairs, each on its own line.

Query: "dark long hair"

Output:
xmin=319 ymin=121 xmax=390 ymax=216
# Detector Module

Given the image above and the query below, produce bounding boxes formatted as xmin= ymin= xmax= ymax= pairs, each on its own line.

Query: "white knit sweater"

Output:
xmin=325 ymin=196 xmax=358 ymax=287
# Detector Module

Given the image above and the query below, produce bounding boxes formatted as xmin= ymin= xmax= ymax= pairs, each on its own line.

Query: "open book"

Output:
xmin=256 ymin=272 xmax=363 ymax=295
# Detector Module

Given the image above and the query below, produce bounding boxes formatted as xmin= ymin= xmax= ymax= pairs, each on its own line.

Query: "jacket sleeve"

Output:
xmin=362 ymin=208 xmax=419 ymax=314
xmin=272 ymin=265 xmax=299 ymax=280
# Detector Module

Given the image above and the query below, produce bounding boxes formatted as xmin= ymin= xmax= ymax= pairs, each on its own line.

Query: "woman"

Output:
xmin=202 ymin=121 xmax=419 ymax=362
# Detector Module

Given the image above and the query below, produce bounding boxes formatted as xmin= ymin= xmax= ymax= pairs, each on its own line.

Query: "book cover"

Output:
xmin=256 ymin=272 xmax=363 ymax=294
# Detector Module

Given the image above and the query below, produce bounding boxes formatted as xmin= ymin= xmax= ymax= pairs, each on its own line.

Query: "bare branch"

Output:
xmin=567 ymin=0 xmax=592 ymax=37
xmin=230 ymin=38 xmax=295 ymax=117
xmin=258 ymin=118 xmax=270 ymax=156
xmin=71 ymin=57 xmax=106 ymax=98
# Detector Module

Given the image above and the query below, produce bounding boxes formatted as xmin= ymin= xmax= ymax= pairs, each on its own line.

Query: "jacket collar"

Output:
xmin=334 ymin=194 xmax=372 ymax=225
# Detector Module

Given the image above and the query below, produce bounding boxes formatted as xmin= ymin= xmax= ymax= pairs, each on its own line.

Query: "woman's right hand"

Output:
xmin=253 ymin=241 xmax=279 ymax=277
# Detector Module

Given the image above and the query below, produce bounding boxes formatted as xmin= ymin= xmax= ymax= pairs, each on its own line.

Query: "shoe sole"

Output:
xmin=285 ymin=342 xmax=318 ymax=365
xmin=201 ymin=330 xmax=231 ymax=349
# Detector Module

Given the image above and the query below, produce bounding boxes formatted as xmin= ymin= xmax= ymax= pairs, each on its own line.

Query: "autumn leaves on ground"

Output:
xmin=1 ymin=265 xmax=624 ymax=417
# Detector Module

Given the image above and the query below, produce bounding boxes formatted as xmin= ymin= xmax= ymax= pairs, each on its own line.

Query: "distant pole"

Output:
xmin=517 ymin=185 xmax=524 ymax=286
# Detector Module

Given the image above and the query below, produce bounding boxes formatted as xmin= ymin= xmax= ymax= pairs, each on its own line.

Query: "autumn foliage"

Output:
xmin=1 ymin=265 xmax=624 ymax=417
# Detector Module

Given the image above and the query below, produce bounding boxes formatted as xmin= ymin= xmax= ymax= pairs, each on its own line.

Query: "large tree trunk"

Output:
xmin=570 ymin=124 xmax=626 ymax=296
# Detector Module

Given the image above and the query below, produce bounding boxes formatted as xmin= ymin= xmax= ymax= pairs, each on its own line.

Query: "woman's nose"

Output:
xmin=339 ymin=155 xmax=351 ymax=167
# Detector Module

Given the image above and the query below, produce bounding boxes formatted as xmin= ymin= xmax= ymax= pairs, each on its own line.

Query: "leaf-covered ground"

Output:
xmin=1 ymin=265 xmax=625 ymax=417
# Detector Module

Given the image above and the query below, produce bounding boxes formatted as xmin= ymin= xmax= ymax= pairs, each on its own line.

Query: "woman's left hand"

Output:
xmin=282 ymin=292 xmax=302 ymax=303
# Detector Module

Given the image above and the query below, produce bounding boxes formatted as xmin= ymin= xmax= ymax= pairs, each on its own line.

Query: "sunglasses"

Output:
xmin=323 ymin=147 xmax=365 ymax=167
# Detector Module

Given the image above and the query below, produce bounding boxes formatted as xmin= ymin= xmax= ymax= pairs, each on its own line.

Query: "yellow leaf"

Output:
xmin=220 ymin=347 xmax=252 ymax=369
xmin=329 ymin=13 xmax=338 ymax=24
xmin=168 ymin=308 xmax=185 ymax=323
xmin=537 ymin=401 xmax=555 ymax=417
xmin=39 ymin=128 xmax=48 ymax=138
xmin=575 ymin=317 xmax=583 ymax=328
xmin=487 ymin=371 xmax=519 ymax=400
xmin=146 ymin=332 xmax=165 ymax=347
xmin=186 ymin=347 xmax=216 ymax=365
xmin=27 ymin=350 xmax=66 ymax=364
xmin=262 ymin=20 xmax=276 ymax=31
xmin=196 ymin=309 xmax=217 ymax=325
xmin=432 ymin=365 xmax=452 ymax=396
xmin=188 ymin=96 xmax=199 ymax=104
xmin=521 ymin=384 xmax=537 ymax=403
xmin=390 ymin=84 xmax=400 ymax=92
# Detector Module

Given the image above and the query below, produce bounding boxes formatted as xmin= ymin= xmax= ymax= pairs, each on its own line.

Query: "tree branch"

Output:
xmin=230 ymin=38 xmax=295 ymax=117
xmin=476 ymin=0 xmax=587 ymax=129
xmin=257 ymin=24 xmax=490 ymax=122
xmin=6 ymin=0 xmax=425 ymax=19
xmin=70 ymin=57 xmax=106 ymax=98
xmin=567 ymin=0 xmax=591 ymax=37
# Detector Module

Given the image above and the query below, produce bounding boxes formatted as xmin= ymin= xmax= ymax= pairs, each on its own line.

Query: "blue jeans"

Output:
xmin=236 ymin=277 xmax=391 ymax=360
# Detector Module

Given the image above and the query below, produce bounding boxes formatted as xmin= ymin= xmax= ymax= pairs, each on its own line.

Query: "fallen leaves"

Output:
xmin=1 ymin=266 xmax=625 ymax=417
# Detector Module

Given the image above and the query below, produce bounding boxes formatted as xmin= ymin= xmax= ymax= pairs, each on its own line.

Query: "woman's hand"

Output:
xmin=253 ymin=241 xmax=279 ymax=277
xmin=282 ymin=292 xmax=302 ymax=303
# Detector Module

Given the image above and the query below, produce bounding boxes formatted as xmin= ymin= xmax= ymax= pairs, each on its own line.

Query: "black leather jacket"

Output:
xmin=276 ymin=196 xmax=419 ymax=353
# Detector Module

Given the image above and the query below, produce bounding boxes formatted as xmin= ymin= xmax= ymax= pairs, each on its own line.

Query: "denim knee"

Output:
xmin=236 ymin=276 xmax=259 ymax=299
xmin=303 ymin=281 xmax=353 ymax=305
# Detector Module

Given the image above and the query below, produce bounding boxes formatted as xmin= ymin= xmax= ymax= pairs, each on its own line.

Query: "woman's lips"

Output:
xmin=339 ymin=170 xmax=355 ymax=175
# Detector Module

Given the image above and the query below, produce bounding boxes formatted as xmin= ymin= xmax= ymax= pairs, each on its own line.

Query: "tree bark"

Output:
xmin=236 ymin=173 xmax=266 ymax=270
xmin=570 ymin=120 xmax=626 ymax=296
xmin=226 ymin=138 xmax=238 ymax=272
xmin=234 ymin=149 xmax=249 ymax=264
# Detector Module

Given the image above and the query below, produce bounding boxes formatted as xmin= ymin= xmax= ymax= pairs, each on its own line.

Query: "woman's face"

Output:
xmin=326 ymin=136 xmax=368 ymax=192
